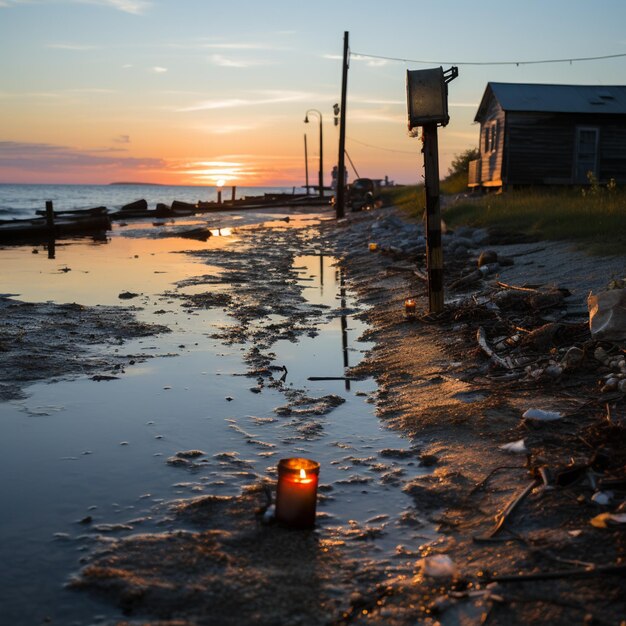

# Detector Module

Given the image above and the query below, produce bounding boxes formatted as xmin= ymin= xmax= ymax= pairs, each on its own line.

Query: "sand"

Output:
xmin=1 ymin=204 xmax=624 ymax=625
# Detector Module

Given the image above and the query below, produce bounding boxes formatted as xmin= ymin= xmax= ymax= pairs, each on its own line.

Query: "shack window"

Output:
xmin=483 ymin=121 xmax=498 ymax=153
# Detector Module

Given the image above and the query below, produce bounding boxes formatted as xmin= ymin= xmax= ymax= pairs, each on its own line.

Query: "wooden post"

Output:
xmin=422 ymin=124 xmax=444 ymax=314
xmin=217 ymin=189 xmax=222 ymax=204
xmin=231 ymin=186 xmax=236 ymax=203
xmin=45 ymin=200 xmax=56 ymax=259
xmin=45 ymin=200 xmax=54 ymax=230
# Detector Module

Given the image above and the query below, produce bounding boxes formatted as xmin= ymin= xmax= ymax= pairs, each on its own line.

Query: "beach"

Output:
xmin=0 ymin=202 xmax=624 ymax=625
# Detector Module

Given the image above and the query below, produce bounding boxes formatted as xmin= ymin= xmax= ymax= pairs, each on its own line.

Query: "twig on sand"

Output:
xmin=496 ymin=281 xmax=539 ymax=293
xmin=469 ymin=465 xmax=526 ymax=495
xmin=307 ymin=376 xmax=359 ymax=381
xmin=474 ymin=478 xmax=540 ymax=542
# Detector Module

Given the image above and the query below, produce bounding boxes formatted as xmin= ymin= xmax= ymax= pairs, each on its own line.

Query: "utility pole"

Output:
xmin=406 ymin=66 xmax=457 ymax=314
xmin=336 ymin=31 xmax=349 ymax=219
xmin=422 ymin=124 xmax=443 ymax=313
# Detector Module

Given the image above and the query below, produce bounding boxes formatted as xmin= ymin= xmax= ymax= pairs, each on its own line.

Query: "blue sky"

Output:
xmin=1 ymin=0 xmax=625 ymax=185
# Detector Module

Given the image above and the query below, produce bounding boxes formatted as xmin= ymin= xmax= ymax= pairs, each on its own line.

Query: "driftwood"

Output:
xmin=496 ymin=281 xmax=538 ymax=293
xmin=474 ymin=478 xmax=540 ymax=542
xmin=477 ymin=326 xmax=514 ymax=369
xmin=307 ymin=376 xmax=358 ymax=381
xmin=414 ymin=268 xmax=428 ymax=282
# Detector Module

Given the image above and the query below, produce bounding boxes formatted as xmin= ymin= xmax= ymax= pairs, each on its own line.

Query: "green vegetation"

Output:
xmin=381 ymin=147 xmax=479 ymax=210
xmin=441 ymin=148 xmax=479 ymax=195
xmin=382 ymin=149 xmax=626 ymax=255
xmin=381 ymin=184 xmax=425 ymax=213
xmin=445 ymin=185 xmax=626 ymax=255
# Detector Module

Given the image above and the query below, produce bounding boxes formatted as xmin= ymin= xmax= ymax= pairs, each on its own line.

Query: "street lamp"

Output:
xmin=304 ymin=109 xmax=323 ymax=199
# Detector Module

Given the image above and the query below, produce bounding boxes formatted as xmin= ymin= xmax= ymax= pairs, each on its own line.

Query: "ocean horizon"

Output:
xmin=0 ymin=183 xmax=309 ymax=220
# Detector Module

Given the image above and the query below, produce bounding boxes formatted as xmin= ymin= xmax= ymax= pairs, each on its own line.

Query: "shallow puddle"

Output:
xmin=0 ymin=213 xmax=431 ymax=625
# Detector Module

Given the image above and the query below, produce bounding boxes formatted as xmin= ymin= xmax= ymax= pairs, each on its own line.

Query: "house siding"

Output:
xmin=479 ymin=97 xmax=505 ymax=186
xmin=505 ymin=112 xmax=575 ymax=185
xmin=473 ymin=83 xmax=626 ymax=189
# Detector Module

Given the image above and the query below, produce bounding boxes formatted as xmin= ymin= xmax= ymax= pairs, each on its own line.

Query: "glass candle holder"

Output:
xmin=275 ymin=457 xmax=320 ymax=529
xmin=405 ymin=297 xmax=417 ymax=319
xmin=368 ymin=242 xmax=378 ymax=252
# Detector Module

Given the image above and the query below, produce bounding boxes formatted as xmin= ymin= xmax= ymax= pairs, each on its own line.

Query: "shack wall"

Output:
xmin=478 ymin=97 xmax=506 ymax=186
xmin=503 ymin=112 xmax=626 ymax=186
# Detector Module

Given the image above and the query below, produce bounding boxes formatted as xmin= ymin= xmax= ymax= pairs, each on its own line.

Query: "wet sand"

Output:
xmin=0 ymin=204 xmax=624 ymax=625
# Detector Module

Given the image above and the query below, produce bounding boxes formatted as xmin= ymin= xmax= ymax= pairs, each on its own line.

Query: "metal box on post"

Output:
xmin=406 ymin=67 xmax=451 ymax=129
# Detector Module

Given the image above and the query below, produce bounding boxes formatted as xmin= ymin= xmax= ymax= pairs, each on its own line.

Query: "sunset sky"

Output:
xmin=1 ymin=0 xmax=625 ymax=187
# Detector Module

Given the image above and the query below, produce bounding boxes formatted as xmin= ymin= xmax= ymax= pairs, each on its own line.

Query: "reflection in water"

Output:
xmin=339 ymin=266 xmax=350 ymax=391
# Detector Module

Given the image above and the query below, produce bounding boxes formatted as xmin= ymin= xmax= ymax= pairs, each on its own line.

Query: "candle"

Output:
xmin=369 ymin=242 xmax=378 ymax=252
xmin=405 ymin=297 xmax=417 ymax=319
xmin=275 ymin=457 xmax=320 ymax=528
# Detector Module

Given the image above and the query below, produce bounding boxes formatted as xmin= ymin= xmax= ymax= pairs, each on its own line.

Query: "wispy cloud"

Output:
xmin=349 ymin=54 xmax=389 ymax=67
xmin=113 ymin=134 xmax=131 ymax=144
xmin=324 ymin=53 xmax=389 ymax=67
xmin=151 ymin=66 xmax=168 ymax=73
xmin=46 ymin=42 xmax=99 ymax=51
xmin=209 ymin=54 xmax=269 ymax=69
xmin=202 ymin=124 xmax=258 ymax=135
xmin=0 ymin=141 xmax=163 ymax=173
xmin=178 ymin=90 xmax=317 ymax=113
xmin=80 ymin=0 xmax=151 ymax=14
xmin=349 ymin=109 xmax=406 ymax=124
xmin=351 ymin=95 xmax=404 ymax=105
xmin=1 ymin=0 xmax=151 ymax=13
xmin=165 ymin=41 xmax=278 ymax=51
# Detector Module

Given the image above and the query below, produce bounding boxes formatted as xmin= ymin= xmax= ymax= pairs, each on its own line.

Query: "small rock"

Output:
xmin=419 ymin=554 xmax=458 ymax=578
xmin=477 ymin=250 xmax=498 ymax=267
xmin=419 ymin=454 xmax=438 ymax=467
xmin=118 ymin=291 xmax=139 ymax=300
xmin=544 ymin=364 xmax=563 ymax=378
xmin=522 ymin=408 xmax=562 ymax=421
xmin=561 ymin=346 xmax=584 ymax=370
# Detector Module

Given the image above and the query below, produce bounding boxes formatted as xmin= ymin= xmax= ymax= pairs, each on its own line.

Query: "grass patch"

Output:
xmin=381 ymin=184 xmax=425 ymax=214
xmin=382 ymin=185 xmax=626 ymax=255
xmin=445 ymin=188 xmax=626 ymax=255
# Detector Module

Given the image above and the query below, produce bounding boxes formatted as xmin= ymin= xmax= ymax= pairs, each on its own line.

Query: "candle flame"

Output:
xmin=299 ymin=468 xmax=307 ymax=479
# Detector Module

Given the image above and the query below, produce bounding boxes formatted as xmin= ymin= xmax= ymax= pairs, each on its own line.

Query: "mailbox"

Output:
xmin=406 ymin=66 xmax=457 ymax=130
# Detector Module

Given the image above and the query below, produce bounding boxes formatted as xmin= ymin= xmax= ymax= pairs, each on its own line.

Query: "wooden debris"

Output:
xmin=475 ymin=478 xmax=540 ymax=541
xmin=477 ymin=326 xmax=514 ymax=369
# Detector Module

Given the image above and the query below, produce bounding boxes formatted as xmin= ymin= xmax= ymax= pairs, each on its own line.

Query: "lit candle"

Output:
xmin=369 ymin=242 xmax=378 ymax=252
xmin=275 ymin=457 xmax=320 ymax=528
xmin=405 ymin=297 xmax=416 ymax=319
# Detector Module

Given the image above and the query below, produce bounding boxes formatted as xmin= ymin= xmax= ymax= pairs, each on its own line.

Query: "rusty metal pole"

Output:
xmin=422 ymin=123 xmax=444 ymax=314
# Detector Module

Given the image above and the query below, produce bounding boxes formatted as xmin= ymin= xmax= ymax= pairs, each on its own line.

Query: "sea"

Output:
xmin=0 ymin=183 xmax=308 ymax=220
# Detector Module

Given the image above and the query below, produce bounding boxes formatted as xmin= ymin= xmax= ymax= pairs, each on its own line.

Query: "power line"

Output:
xmin=347 ymin=136 xmax=415 ymax=155
xmin=351 ymin=50 xmax=626 ymax=67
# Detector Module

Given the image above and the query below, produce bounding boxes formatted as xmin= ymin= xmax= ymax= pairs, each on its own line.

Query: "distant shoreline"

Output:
xmin=109 ymin=182 xmax=165 ymax=186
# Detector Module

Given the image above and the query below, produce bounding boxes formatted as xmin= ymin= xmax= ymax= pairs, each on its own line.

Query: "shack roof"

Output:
xmin=475 ymin=82 xmax=626 ymax=121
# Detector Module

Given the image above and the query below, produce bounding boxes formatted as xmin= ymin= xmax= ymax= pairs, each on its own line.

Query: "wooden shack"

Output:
xmin=468 ymin=82 xmax=626 ymax=190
